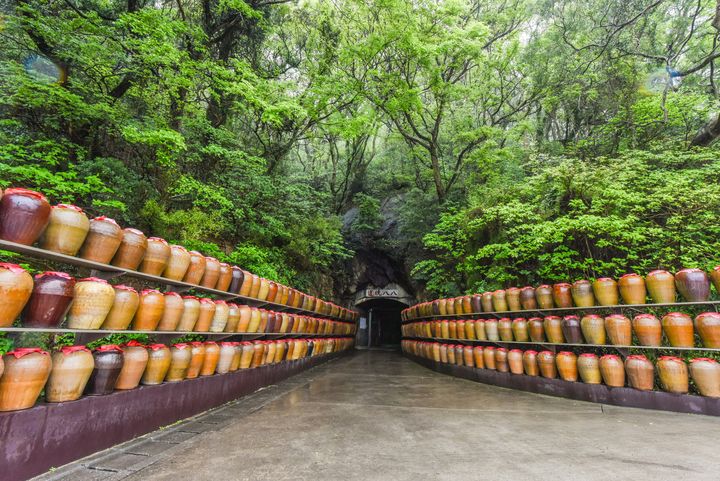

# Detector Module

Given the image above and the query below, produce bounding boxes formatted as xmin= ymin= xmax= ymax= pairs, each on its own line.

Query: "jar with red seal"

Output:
xmin=0 ymin=188 xmax=51 ymax=245
xmin=40 ymin=203 xmax=90 ymax=255
xmin=535 ymin=285 xmax=554 ymax=309
xmin=163 ymin=245 xmax=191 ymax=281
xmin=657 ymin=356 xmax=688 ymax=394
xmin=577 ymin=353 xmax=601 ymax=384
xmin=186 ymin=342 xmax=206 ymax=379
xmin=571 ymin=279 xmax=595 ymax=307
xmin=156 ymin=291 xmax=184 ymax=331
xmin=200 ymin=257 xmax=221 ymax=289
xmin=482 ymin=346 xmax=496 ymax=370
xmin=193 ymin=298 xmax=216 ymax=332
xmin=101 ymin=285 xmax=139 ymax=330
xmin=224 ymin=303 xmax=241 ymax=333
xmin=519 ymin=286 xmax=537 ymax=310
xmin=215 ymin=263 xmax=232 ymax=292
xmin=183 ymin=251 xmax=207 ymax=285
xmin=115 ymin=340 xmax=149 ymax=390
xmin=239 ymin=342 xmax=254 ymax=368
xmin=0 ymin=263 xmax=34 ymax=327
xmin=67 ymin=277 xmax=115 ymax=329
xmin=85 ymin=345 xmax=124 ymax=396
xmin=675 ymin=268 xmax=710 ymax=302
xmin=605 ymin=314 xmax=632 ymax=346
xmin=177 ymin=296 xmax=200 ymax=331
xmin=139 ymin=237 xmax=171 ymax=276
xmin=507 ymin=349 xmax=523 ymax=374
xmin=165 ymin=343 xmax=192 ymax=382
xmin=111 ymin=228 xmax=147 ymax=270
xmin=228 ymin=266 xmax=245 ymax=294
xmin=580 ymin=314 xmax=605 ymax=345
xmin=22 ymin=271 xmax=75 ymax=328
xmin=484 ymin=318 xmax=499 ymax=341
xmin=210 ymin=300 xmax=230 ymax=332
xmin=481 ymin=292 xmax=493 ymax=312
xmin=624 ymin=355 xmax=654 ymax=391
xmin=141 ymin=344 xmax=171 ymax=384
xmin=645 ymin=270 xmax=676 ymax=303
xmin=511 ymin=317 xmax=529 ymax=342
xmin=250 ymin=341 xmax=265 ymax=367
xmin=552 ymin=283 xmax=573 ymax=308
xmin=561 ymin=315 xmax=583 ymax=344
xmin=522 ymin=350 xmax=538 ymax=376
xmin=599 ymin=354 xmax=625 ymax=387
xmin=618 ymin=273 xmax=646 ymax=305
xmin=46 ymin=346 xmax=94 ymax=402
xmin=661 ymin=312 xmax=694 ymax=347
xmin=200 ymin=341 xmax=220 ymax=375
xmin=592 ymin=278 xmax=618 ymax=306
xmin=506 ymin=287 xmax=521 ymax=311
xmin=79 ymin=216 xmax=123 ymax=264
xmin=556 ymin=351 xmax=577 ymax=381
xmin=491 ymin=289 xmax=508 ymax=312
xmin=632 ymin=313 xmax=662 ymax=346
xmin=132 ymin=289 xmax=165 ymax=331
xmin=527 ymin=317 xmax=545 ymax=342
xmin=695 ymin=312 xmax=720 ymax=348
xmin=690 ymin=358 xmax=720 ymax=397
xmin=0 ymin=348 xmax=52 ymax=411
xmin=537 ymin=351 xmax=557 ymax=379
xmin=543 ymin=316 xmax=564 ymax=343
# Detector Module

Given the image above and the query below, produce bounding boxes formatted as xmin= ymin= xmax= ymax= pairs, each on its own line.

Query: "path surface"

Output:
xmin=37 ymin=350 xmax=720 ymax=481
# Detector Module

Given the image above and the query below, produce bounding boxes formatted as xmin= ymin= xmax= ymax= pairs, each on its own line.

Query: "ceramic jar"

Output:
xmin=675 ymin=268 xmax=710 ymax=302
xmin=85 ymin=345 xmax=124 ymax=396
xmin=225 ymin=303 xmax=241 ymax=333
xmin=645 ymin=270 xmax=676 ymax=303
xmin=186 ymin=342 xmax=206 ymax=379
xmin=512 ymin=318 xmax=529 ymax=342
xmin=592 ymin=278 xmax=618 ymax=306
xmin=177 ymin=296 xmax=200 ymax=331
xmin=483 ymin=347 xmax=496 ymax=370
xmin=624 ymin=355 xmax=654 ymax=391
xmin=165 ymin=344 xmax=191 ymax=382
xmin=464 ymin=319 xmax=476 ymax=340
xmin=101 ymin=285 xmax=139 ymax=330
xmin=234 ymin=342 xmax=246 ymax=369
xmin=200 ymin=341 xmax=220 ymax=375
xmin=556 ymin=351 xmax=578 ymax=381
xmin=200 ymin=257 xmax=221 ymax=289
xmin=239 ymin=342 xmax=254 ymax=368
xmin=210 ymin=300 xmax=230 ymax=332
xmin=506 ymin=287 xmax=522 ymax=311
xmin=495 ymin=348 xmax=509 ymax=372
xmin=481 ymin=292 xmax=494 ymax=312
xmin=543 ymin=316 xmax=564 ymax=343
xmin=67 ymin=277 xmax=115 ymax=329
xmin=484 ymin=318 xmax=499 ymax=341
xmin=194 ymin=298 xmax=216 ymax=332
xmin=498 ymin=318 xmax=513 ymax=341
xmin=40 ymin=204 xmax=90 ymax=255
xmin=657 ymin=356 xmax=688 ymax=394
xmin=605 ymin=314 xmax=632 ymax=346
xmin=46 ymin=346 xmax=94 ymax=402
xmin=661 ymin=312 xmax=695 ymax=347
xmin=216 ymin=263 xmax=233 ymax=292
xmin=115 ymin=341 xmax=148 ymax=390
xmin=535 ymin=285 xmax=554 ymax=309
xmin=22 ymin=271 xmax=75 ymax=328
xmin=0 ymin=188 xmax=51 ymax=244
xmin=528 ymin=317 xmax=546 ymax=342
xmin=689 ymin=358 xmax=720 ymax=397
xmin=571 ymin=280 xmax=595 ymax=307
xmin=522 ymin=350 xmax=539 ymax=376
xmin=163 ymin=245 xmax=191 ymax=281
xmin=552 ymin=283 xmax=573 ymax=308
xmin=463 ymin=346 xmax=474 ymax=367
xmin=537 ymin=351 xmax=557 ymax=379
xmin=455 ymin=320 xmax=466 ymax=340
xmin=492 ymin=290 xmax=508 ymax=312
xmin=711 ymin=266 xmax=720 ymax=294
xmin=141 ymin=344 xmax=171 ymax=385
xmin=79 ymin=217 xmax=122 ymax=264
xmin=695 ymin=312 xmax=720 ymax=348
xmin=471 ymin=346 xmax=483 ymax=368
xmin=561 ymin=315 xmax=583 ymax=344
xmin=618 ymin=273 xmax=646 ymax=305
xmin=250 ymin=342 xmax=265 ymax=368
xmin=471 ymin=294 xmax=483 ymax=313
xmin=132 ymin=289 xmax=165 ymax=331
xmin=183 ymin=251 xmax=207 ymax=285
xmin=156 ymin=292 xmax=184 ymax=331
xmin=111 ymin=228 xmax=147 ymax=270
xmin=0 ymin=348 xmax=52 ymax=411
xmin=577 ymin=353 xmax=601 ymax=384
xmin=448 ymin=321 xmax=457 ymax=339
xmin=139 ymin=237 xmax=171 ymax=276
xmin=632 ymin=314 xmax=662 ymax=346
xmin=599 ymin=355 xmax=625 ymax=387
xmin=0 ymin=264 xmax=33 ymax=328
xmin=507 ymin=349 xmax=523 ymax=374
xmin=229 ymin=266 xmax=245 ymax=294
xmin=580 ymin=314 xmax=606 ymax=345
xmin=473 ymin=319 xmax=487 ymax=340
xmin=519 ymin=286 xmax=537 ymax=310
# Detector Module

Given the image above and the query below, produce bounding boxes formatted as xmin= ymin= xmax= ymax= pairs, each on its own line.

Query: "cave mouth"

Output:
xmin=355 ymin=298 xmax=407 ymax=348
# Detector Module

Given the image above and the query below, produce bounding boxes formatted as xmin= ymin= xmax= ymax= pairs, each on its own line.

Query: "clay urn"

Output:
xmin=506 ymin=287 xmax=522 ymax=311
xmin=617 ymin=273 xmax=646 ymax=305
xmin=200 ymin=257 xmax=221 ymax=289
xmin=0 ymin=264 xmax=33 ymax=328
xmin=495 ymin=348 xmax=509 ymax=372
xmin=675 ymin=268 xmax=710 ymax=302
xmin=474 ymin=319 xmax=487 ymax=340
xmin=472 ymin=346 xmax=484 ymax=368
xmin=464 ymin=319 xmax=476 ymax=340
xmin=519 ymin=286 xmax=537 ymax=310
xmin=470 ymin=294 xmax=483 ymax=313
xmin=537 ymin=351 xmax=557 ymax=379
xmin=528 ymin=317 xmax=546 ymax=342
xmin=165 ymin=343 xmax=192 ymax=382
xmin=580 ymin=314 xmax=606 ymax=345
xmin=111 ymin=228 xmax=147 ymax=270
xmin=448 ymin=320 xmax=458 ymax=339
xmin=78 ymin=216 xmax=123 ymax=264
xmin=711 ymin=266 xmax=720 ymax=295
xmin=163 ymin=245 xmax=191 ymax=281
xmin=194 ymin=298 xmax=216 ymax=332
xmin=577 ymin=353 xmax=601 ymax=384
xmin=229 ymin=266 xmax=245 ymax=294
xmin=645 ymin=270 xmax=676 ymax=303
xmin=552 ymin=283 xmax=573 ymax=308
xmin=604 ymin=314 xmax=632 ymax=346
xmin=484 ymin=318 xmax=499 ymax=341
xmin=543 ymin=316 xmax=564 ymax=343
xmin=556 ymin=351 xmax=578 ymax=381
xmin=599 ymin=354 xmax=625 ymax=387
xmin=154 ymin=291 xmax=183 ymax=331
xmin=46 ymin=346 xmax=94 ymax=402
xmin=67 ymin=277 xmax=115 ymax=329
xmin=177 ymin=296 xmax=201 ymax=331
xmin=210 ymin=300 xmax=230 ymax=332
xmin=200 ymin=341 xmax=220 ymax=375
xmin=522 ymin=350 xmax=539 ymax=376
xmin=592 ymin=278 xmax=618 ymax=306
xmin=101 ymin=285 xmax=139 ymax=330
xmin=22 ymin=271 xmax=75 ymax=328
xmin=115 ymin=340 xmax=149 ymax=390
xmin=689 ymin=358 xmax=720 ymax=397
xmin=490 ymin=290 xmax=507 ymax=312
xmin=481 ymin=292 xmax=494 ymax=312
xmin=498 ymin=318 xmax=513 ymax=341
xmin=249 ymin=274 xmax=262 ymax=299
xmin=661 ymin=312 xmax=695 ymax=347
xmin=0 ymin=188 xmax=51 ymax=245
xmin=225 ymin=303 xmax=241 ymax=333
xmin=85 ymin=345 xmax=124 ymax=396
xmin=535 ymin=285 xmax=554 ymax=309
xmin=139 ymin=237 xmax=171 ymax=276
xmin=631 ymin=314 xmax=662 ymax=346
xmin=511 ymin=317 xmax=529 ymax=342
xmin=141 ymin=344 xmax=171 ymax=385
xmin=40 ymin=204 xmax=90 ymax=255
xmin=185 ymin=342 xmax=206 ymax=379
xmin=561 ymin=315 xmax=583 ymax=344
xmin=483 ymin=346 xmax=496 ymax=370
xmin=507 ymin=349 xmax=523 ymax=374
xmin=463 ymin=346 xmax=475 ymax=367
xmin=0 ymin=348 xmax=52 ymax=411
xmin=257 ymin=278 xmax=270 ymax=301
xmin=131 ymin=289 xmax=165 ymax=331
xmin=657 ymin=356 xmax=688 ymax=394
xmin=455 ymin=320 xmax=466 ymax=340
xmin=215 ymin=263 xmax=233 ymax=292
xmin=570 ymin=279 xmax=595 ymax=307
xmin=238 ymin=271 xmax=253 ymax=297
xmin=183 ymin=251 xmax=207 ymax=285
xmin=624 ymin=355 xmax=654 ymax=391
xmin=695 ymin=312 xmax=720 ymax=348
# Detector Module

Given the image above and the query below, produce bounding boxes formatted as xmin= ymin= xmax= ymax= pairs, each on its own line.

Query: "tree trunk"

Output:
xmin=429 ymin=147 xmax=446 ymax=203
xmin=691 ymin=113 xmax=720 ymax=146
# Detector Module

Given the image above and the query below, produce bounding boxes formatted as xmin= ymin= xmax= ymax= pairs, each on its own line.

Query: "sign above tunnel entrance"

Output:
xmin=354 ymin=283 xmax=414 ymax=306
xmin=365 ymin=288 xmax=400 ymax=298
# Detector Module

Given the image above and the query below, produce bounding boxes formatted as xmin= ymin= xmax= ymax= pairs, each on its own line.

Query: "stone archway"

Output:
xmin=354 ymin=283 xmax=413 ymax=348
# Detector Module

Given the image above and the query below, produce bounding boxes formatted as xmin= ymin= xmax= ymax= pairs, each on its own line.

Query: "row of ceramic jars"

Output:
xmin=0 ymin=266 xmax=357 ymax=334
xmin=402 ymin=341 xmax=720 ymax=398
xmin=403 ymin=269 xmax=720 ymax=320
xmin=0 ymin=188 xmax=356 ymax=322
xmin=403 ymin=312 xmax=720 ymax=348
xmin=0 ymin=338 xmax=354 ymax=412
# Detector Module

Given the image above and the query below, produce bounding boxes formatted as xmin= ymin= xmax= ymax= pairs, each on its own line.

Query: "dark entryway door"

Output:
xmin=361 ymin=299 xmax=405 ymax=347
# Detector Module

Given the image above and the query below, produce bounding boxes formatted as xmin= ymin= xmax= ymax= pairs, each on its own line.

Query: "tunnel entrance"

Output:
xmin=354 ymin=284 xmax=413 ymax=348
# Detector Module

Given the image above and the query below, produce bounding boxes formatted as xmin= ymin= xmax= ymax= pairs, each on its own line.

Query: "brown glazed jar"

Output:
xmin=46 ymin=346 xmax=94 ymax=402
xmin=250 ymin=342 xmax=265 ymax=368
xmin=464 ymin=319 xmax=476 ymax=340
xmin=437 ymin=299 xmax=447 ymax=317
xmin=229 ymin=266 xmax=245 ymax=294
xmin=132 ymin=289 xmax=165 ymax=331
xmin=561 ymin=315 xmax=583 ymax=344
xmin=239 ymin=271 xmax=253 ymax=297
xmin=491 ymin=290 xmax=509 ymax=312
xmin=690 ymin=358 xmax=720 ymax=397
xmin=22 ymin=271 xmax=74 ymax=328
xmin=599 ymin=354 xmax=625 ymax=387
xmin=481 ymin=292 xmax=494 ymax=312
xmin=447 ymin=320 xmax=457 ymax=339
xmin=200 ymin=257 xmax=221 ymax=289
xmin=580 ymin=314 xmax=606 ymax=345
xmin=511 ymin=318 xmax=529 ymax=342
xmin=556 ymin=351 xmax=578 ymax=382
xmin=711 ymin=266 xmax=720 ymax=294
xmin=236 ymin=305 xmax=252 ymax=332
xmin=507 ymin=349 xmax=523 ymax=374
xmin=216 ymin=263 xmax=233 ymax=292
xmin=528 ymin=317 xmax=546 ymax=342
xmin=520 ymin=286 xmax=537 ymax=310
xmin=165 ymin=344 xmax=191 ymax=382
xmin=250 ymin=274 xmax=263 ymax=299
xmin=186 ymin=342 xmax=206 ymax=379
xmin=604 ymin=314 xmax=632 ymax=346
xmin=695 ymin=312 xmax=720 ymax=348
xmin=506 ymin=287 xmax=522 ymax=312
xmin=200 ymin=341 xmax=220 ymax=376
xmin=101 ymin=285 xmax=139 ymax=330
xmin=163 ymin=245 xmax=191 ymax=281
xmin=115 ymin=341 xmax=149 ymax=390
xmin=577 ymin=353 xmax=601 ymax=384
xmin=177 ymin=296 xmax=201 ymax=331
xmin=67 ymin=277 xmax=115 ymax=329
xmin=592 ymin=278 xmax=618 ymax=306
xmin=111 ymin=228 xmax=147 ymax=270
xmin=79 ymin=216 xmax=123 ymax=264
xmin=571 ymin=280 xmax=595 ymax=307
xmin=482 ymin=346 xmax=496 ymax=370
xmin=155 ymin=291 xmax=184 ymax=331
xmin=535 ymin=285 xmax=554 ymax=309
xmin=675 ymin=268 xmax=710 ymax=302
xmin=631 ymin=314 xmax=662 ymax=346
xmin=543 ymin=316 xmax=564 ymax=343
xmin=210 ymin=300 xmax=230 ymax=332
xmin=0 ymin=348 xmax=52 ymax=411
xmin=645 ymin=270 xmax=676 ymax=303
xmin=657 ymin=356 xmax=688 ymax=394
xmin=498 ymin=318 xmax=513 ymax=341
xmin=624 ymin=355 xmax=654 ymax=391
xmin=522 ymin=350 xmax=539 ymax=376
xmin=473 ymin=319 xmax=487 ymax=340
xmin=85 ymin=345 xmax=124 ymax=396
xmin=239 ymin=342 xmax=254 ymax=368
xmin=661 ymin=312 xmax=695 ymax=347
xmin=141 ymin=344 xmax=171 ymax=385
xmin=552 ymin=283 xmax=573 ymax=308
xmin=495 ymin=348 xmax=509 ymax=372
xmin=194 ymin=298 xmax=216 ymax=332
xmin=537 ymin=351 xmax=557 ymax=379
xmin=454 ymin=345 xmax=464 ymax=366
xmin=0 ymin=188 xmax=51 ymax=245
xmin=0 ymin=263 xmax=34 ymax=327
xmin=225 ymin=303 xmax=241 ymax=333
xmin=40 ymin=204 xmax=90 ymax=255
xmin=182 ymin=251 xmax=207 ymax=285
xmin=139 ymin=237 xmax=171 ymax=276
xmin=470 ymin=294 xmax=482 ymax=313
xmin=617 ymin=273 xmax=646 ymax=305
xmin=455 ymin=320 xmax=466 ymax=340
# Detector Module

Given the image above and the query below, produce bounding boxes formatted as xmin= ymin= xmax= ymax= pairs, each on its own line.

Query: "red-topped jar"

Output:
xmin=0 ymin=188 xmax=51 ymax=245
xmin=177 ymin=295 xmax=200 ymax=331
xmin=0 ymin=348 xmax=52 ymax=411
xmin=522 ymin=350 xmax=538 ymax=376
xmin=216 ymin=263 xmax=233 ymax=292
xmin=535 ymin=285 xmax=554 ymax=309
xmin=618 ymin=273 xmax=646 ymax=305
xmin=580 ymin=314 xmax=605 ymax=345
xmin=194 ymin=298 xmax=216 ymax=332
xmin=519 ymin=286 xmax=537 ymax=310
xmin=210 ymin=299 xmax=230 ymax=332
xmin=183 ymin=251 xmax=207 ymax=285
xmin=79 ymin=216 xmax=123 ymax=264
xmin=40 ymin=203 xmax=90 ymax=255
xmin=528 ymin=317 xmax=545 ymax=342
xmin=657 ymin=356 xmax=688 ymax=394
xmin=85 ymin=345 xmax=124 ymax=396
xmin=67 ymin=277 xmax=115 ymax=329
xmin=22 ymin=271 xmax=75 ymax=328
xmin=132 ymin=289 xmax=166 ymax=331
xmin=695 ymin=312 xmax=720 ymax=348
xmin=492 ymin=289 xmax=508 ymax=312
xmin=661 ymin=312 xmax=694 ymax=347
xmin=186 ymin=342 xmax=206 ymax=379
xmin=200 ymin=257 xmax=221 ymax=289
xmin=624 ymin=355 xmax=654 ymax=391
xmin=115 ymin=340 xmax=149 ymax=390
xmin=155 ymin=291 xmax=183 ymax=331
xmin=0 ymin=263 xmax=34 ymax=327
xmin=101 ymin=284 xmax=139 ymax=330
xmin=229 ymin=266 xmax=245 ymax=294
xmin=537 ymin=351 xmax=557 ymax=379
xmin=675 ymin=268 xmax=710 ymax=302
xmin=141 ymin=344 xmax=171 ymax=384
xmin=200 ymin=341 xmax=220 ymax=375
xmin=46 ymin=346 xmax=94 ymax=402
xmin=506 ymin=287 xmax=521 ymax=311
xmin=561 ymin=315 xmax=583 ymax=344
xmin=111 ymin=228 xmax=147 ymax=270
xmin=632 ymin=313 xmax=661 ymax=346
xmin=139 ymin=237 xmax=171 ymax=276
xmin=556 ymin=351 xmax=577 ymax=381
xmin=645 ymin=270 xmax=676 ymax=303
xmin=507 ymin=349 xmax=523 ymax=374
xmin=604 ymin=314 xmax=632 ymax=346
xmin=498 ymin=317 xmax=513 ymax=341
xmin=543 ymin=316 xmax=564 ymax=343
xmin=571 ymin=279 xmax=595 ymax=307
xmin=511 ymin=317 xmax=529 ymax=342
xmin=165 ymin=343 xmax=191 ymax=382
xmin=577 ymin=353 xmax=601 ymax=384
xmin=599 ymin=354 xmax=625 ymax=387
xmin=690 ymin=358 xmax=720 ymax=397
xmin=495 ymin=347 xmax=509 ymax=372
xmin=163 ymin=245 xmax=191 ymax=281
xmin=552 ymin=283 xmax=573 ymax=308
xmin=592 ymin=277 xmax=618 ymax=306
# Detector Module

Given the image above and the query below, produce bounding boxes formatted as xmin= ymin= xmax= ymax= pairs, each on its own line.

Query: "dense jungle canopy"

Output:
xmin=3 ymin=0 xmax=720 ymax=300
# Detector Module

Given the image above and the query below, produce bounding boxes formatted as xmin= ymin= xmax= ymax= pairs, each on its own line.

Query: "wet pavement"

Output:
xmin=34 ymin=350 xmax=720 ymax=481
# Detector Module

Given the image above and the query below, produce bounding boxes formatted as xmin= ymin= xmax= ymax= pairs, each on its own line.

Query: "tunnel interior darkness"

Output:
xmin=356 ymin=298 xmax=407 ymax=347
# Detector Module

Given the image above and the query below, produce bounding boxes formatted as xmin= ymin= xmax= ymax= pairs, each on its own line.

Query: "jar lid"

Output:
xmin=579 ymin=353 xmax=597 ymax=358
xmin=664 ymin=312 xmax=691 ymax=317
xmin=124 ymin=227 xmax=145 ymax=235
xmin=164 ymin=291 xmax=181 ymax=297
xmin=677 ymin=268 xmax=703 ymax=273
xmin=148 ymin=344 xmax=168 ymax=351
xmin=214 ymin=299 xmax=227 ymax=305
xmin=220 ymin=262 xmax=230 ymax=267
xmin=124 ymin=340 xmax=145 ymax=347
xmin=199 ymin=298 xmax=214 ymax=304
xmin=528 ymin=317 xmax=542 ymax=321
xmin=0 ymin=262 xmax=27 ymax=273
xmin=5 ymin=188 xmax=47 ymax=201
xmin=595 ymin=277 xmax=614 ymax=282
xmin=189 ymin=250 xmax=204 ymax=256
xmin=79 ymin=277 xmax=109 ymax=283
xmin=93 ymin=216 xmax=119 ymax=226
xmin=601 ymin=354 xmax=620 ymax=360
xmin=141 ymin=289 xmax=162 ymax=295
xmin=173 ymin=343 xmax=189 ymax=349
xmin=509 ymin=348 xmax=522 ymax=353
xmin=544 ymin=315 xmax=561 ymax=320
xmin=35 ymin=271 xmax=72 ymax=279
xmin=190 ymin=341 xmax=204 ymax=347
xmin=472 ymin=345 xmax=483 ymax=350
xmin=538 ymin=350 xmax=554 ymax=356
xmin=573 ymin=279 xmax=590 ymax=284
xmin=524 ymin=350 xmax=538 ymax=355
xmin=536 ymin=284 xmax=550 ymax=288
xmin=697 ymin=312 xmax=720 ymax=318
xmin=205 ymin=256 xmax=218 ymax=262
xmin=493 ymin=289 xmax=505 ymax=294
xmin=499 ymin=317 xmax=511 ymax=321
xmin=554 ymin=282 xmax=571 ymax=287
xmin=147 ymin=237 xmax=168 ymax=244
xmin=648 ymin=269 xmax=670 ymax=275
xmin=484 ymin=346 xmax=495 ymax=351
xmin=633 ymin=313 xmax=656 ymax=319
xmin=512 ymin=317 xmax=526 ymax=322
xmin=582 ymin=314 xmax=603 ymax=319
xmin=204 ymin=341 xmax=218 ymax=345
xmin=60 ymin=345 xmax=90 ymax=355
xmin=170 ymin=244 xmax=188 ymax=251
xmin=114 ymin=284 xmax=137 ymax=293
xmin=659 ymin=356 xmax=684 ymax=362
xmin=55 ymin=203 xmax=83 ymax=212
xmin=557 ymin=351 xmax=575 ymax=356
xmin=506 ymin=287 xmax=520 ymax=291
xmin=620 ymin=273 xmax=640 ymax=278
xmin=95 ymin=344 xmax=122 ymax=352
xmin=626 ymin=355 xmax=648 ymax=360
xmin=691 ymin=358 xmax=718 ymax=363
xmin=5 ymin=347 xmax=48 ymax=358
xmin=563 ymin=315 xmax=579 ymax=320
xmin=182 ymin=295 xmax=199 ymax=300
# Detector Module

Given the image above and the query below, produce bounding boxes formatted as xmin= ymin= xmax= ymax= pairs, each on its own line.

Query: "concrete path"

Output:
xmin=36 ymin=350 xmax=720 ymax=481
